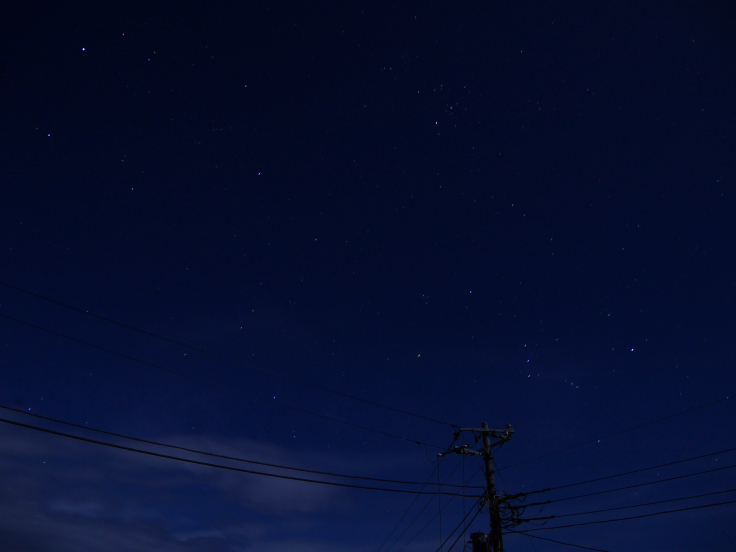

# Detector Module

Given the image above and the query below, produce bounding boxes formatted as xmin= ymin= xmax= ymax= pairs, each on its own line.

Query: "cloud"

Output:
xmin=48 ymin=498 xmax=105 ymax=518
xmin=173 ymin=529 xmax=226 ymax=542
xmin=0 ymin=419 xmax=394 ymax=552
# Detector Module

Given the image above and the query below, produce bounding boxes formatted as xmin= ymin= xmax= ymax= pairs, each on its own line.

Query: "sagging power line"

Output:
xmin=498 ymin=395 xmax=732 ymax=473
xmin=524 ymin=486 xmax=736 ymax=520
xmin=0 ymin=282 xmax=454 ymax=428
xmin=434 ymin=498 xmax=484 ymax=552
xmin=0 ymin=313 xmax=443 ymax=449
xmin=517 ymin=498 xmax=736 ymax=532
xmin=521 ymin=443 xmax=736 ymax=496
xmin=506 ymin=530 xmax=610 ymax=552
xmin=376 ymin=463 xmax=441 ymax=552
xmin=522 ymin=461 xmax=736 ymax=508
xmin=0 ymin=416 xmax=474 ymax=497
xmin=0 ymin=405 xmax=481 ymax=489
xmin=384 ymin=456 xmax=481 ymax=552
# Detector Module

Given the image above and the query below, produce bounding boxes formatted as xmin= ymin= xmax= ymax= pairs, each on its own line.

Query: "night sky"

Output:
xmin=1 ymin=1 xmax=735 ymax=551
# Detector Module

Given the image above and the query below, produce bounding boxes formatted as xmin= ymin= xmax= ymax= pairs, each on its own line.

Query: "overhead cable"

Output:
xmin=525 ymin=444 xmax=736 ymax=496
xmin=506 ymin=530 xmax=611 ymax=552
xmin=376 ymin=464 xmax=440 ymax=552
xmin=517 ymin=498 xmax=736 ymax=532
xmin=525 ymin=486 xmax=736 ymax=521
xmin=434 ymin=498 xmax=484 ymax=552
xmin=394 ymin=476 xmax=484 ymax=552
xmin=0 ymin=313 xmax=443 ymax=449
xmin=498 ymin=395 xmax=732 ymax=472
xmin=0 ymin=282 xmax=454 ymax=427
xmin=445 ymin=505 xmax=484 ymax=552
xmin=385 ymin=457 xmax=464 ymax=552
xmin=494 ymin=458 xmax=538 ymax=552
xmin=0 ymin=405 xmax=480 ymax=489
xmin=0 ymin=416 xmax=477 ymax=497
xmin=523 ymin=461 xmax=736 ymax=507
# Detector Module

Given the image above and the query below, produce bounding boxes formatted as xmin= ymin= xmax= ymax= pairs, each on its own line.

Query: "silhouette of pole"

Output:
xmin=481 ymin=422 xmax=503 ymax=552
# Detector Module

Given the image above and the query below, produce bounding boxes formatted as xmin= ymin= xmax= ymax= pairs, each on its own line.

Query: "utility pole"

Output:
xmin=440 ymin=422 xmax=514 ymax=552
xmin=482 ymin=422 xmax=503 ymax=552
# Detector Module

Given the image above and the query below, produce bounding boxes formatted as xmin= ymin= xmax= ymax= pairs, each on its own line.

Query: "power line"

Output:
xmin=438 ymin=457 xmax=443 ymax=551
xmin=0 ymin=282 xmax=454 ymax=428
xmin=494 ymin=458 xmax=538 ymax=552
xmin=0 ymin=416 xmax=474 ymax=497
xmin=523 ymin=462 xmax=736 ymax=507
xmin=376 ymin=464 xmax=440 ymax=552
xmin=525 ymin=444 xmax=736 ymax=496
xmin=497 ymin=395 xmax=732 ymax=472
xmin=517 ymin=498 xmax=736 ymax=532
xmin=0 ymin=405 xmax=480 ymax=490
xmin=0 ymin=313 xmax=443 ymax=449
xmin=525 ymin=487 xmax=736 ymax=521
xmin=386 ymin=462 xmax=460 ymax=552
xmin=389 ymin=487 xmax=443 ymax=551
xmin=506 ymin=530 xmax=611 ymax=552
xmin=397 ymin=471 xmax=486 ymax=552
xmin=434 ymin=497 xmax=483 ymax=552
xmin=445 ymin=505 xmax=483 ymax=552
xmin=389 ymin=457 xmax=478 ymax=552
xmin=460 ymin=435 xmax=469 ymax=552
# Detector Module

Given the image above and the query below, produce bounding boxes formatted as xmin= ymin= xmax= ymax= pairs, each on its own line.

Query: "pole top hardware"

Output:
xmin=437 ymin=444 xmax=485 ymax=458
xmin=457 ymin=423 xmax=514 ymax=440
xmin=439 ymin=424 xmax=514 ymax=457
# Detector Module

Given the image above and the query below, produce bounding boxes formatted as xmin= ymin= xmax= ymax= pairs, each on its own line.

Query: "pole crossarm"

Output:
xmin=442 ymin=425 xmax=515 ymax=460
xmin=457 ymin=426 xmax=515 ymax=438
xmin=453 ymin=423 xmax=515 ymax=446
xmin=438 ymin=444 xmax=484 ymax=458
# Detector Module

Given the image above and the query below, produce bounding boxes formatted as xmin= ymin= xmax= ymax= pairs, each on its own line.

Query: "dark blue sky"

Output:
xmin=1 ymin=1 xmax=735 ymax=551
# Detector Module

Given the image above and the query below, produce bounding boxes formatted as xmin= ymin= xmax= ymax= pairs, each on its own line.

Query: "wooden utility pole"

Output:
xmin=481 ymin=422 xmax=503 ymax=552
xmin=442 ymin=422 xmax=514 ymax=552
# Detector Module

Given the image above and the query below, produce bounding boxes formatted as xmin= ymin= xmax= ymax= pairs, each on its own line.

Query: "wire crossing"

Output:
xmin=376 ymin=465 xmax=439 ymax=552
xmin=494 ymin=458 xmax=539 ymax=552
xmin=384 ymin=456 xmax=474 ymax=552
xmin=445 ymin=505 xmax=484 ymax=552
xmin=396 ymin=493 xmax=464 ymax=552
xmin=0 ymin=313 xmax=443 ymax=449
xmin=0 ymin=416 xmax=477 ymax=497
xmin=0 ymin=405 xmax=481 ymax=489
xmin=393 ymin=464 xmax=486 ymax=552
xmin=433 ymin=497 xmax=483 ymax=552
xmin=0 ymin=282 xmax=454 ymax=427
